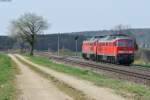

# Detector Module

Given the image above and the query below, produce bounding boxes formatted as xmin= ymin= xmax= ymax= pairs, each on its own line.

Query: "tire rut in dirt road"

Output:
xmin=9 ymin=54 xmax=73 ymax=100
xmin=16 ymin=54 xmax=126 ymax=100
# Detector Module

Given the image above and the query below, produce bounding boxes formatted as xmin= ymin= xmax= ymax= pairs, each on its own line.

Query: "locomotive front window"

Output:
xmin=117 ymin=41 xmax=126 ymax=46
xmin=127 ymin=40 xmax=133 ymax=47
xmin=117 ymin=39 xmax=134 ymax=47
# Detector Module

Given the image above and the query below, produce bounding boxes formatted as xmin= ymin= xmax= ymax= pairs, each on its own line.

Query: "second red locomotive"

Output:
xmin=82 ymin=34 xmax=135 ymax=65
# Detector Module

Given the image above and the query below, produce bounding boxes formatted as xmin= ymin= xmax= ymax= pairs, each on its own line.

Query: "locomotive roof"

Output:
xmin=91 ymin=34 xmax=132 ymax=41
xmin=84 ymin=34 xmax=132 ymax=43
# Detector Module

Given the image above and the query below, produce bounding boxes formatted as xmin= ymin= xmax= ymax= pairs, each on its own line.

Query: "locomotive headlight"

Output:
xmin=118 ymin=50 xmax=133 ymax=54
xmin=118 ymin=51 xmax=127 ymax=53
xmin=129 ymin=51 xmax=133 ymax=53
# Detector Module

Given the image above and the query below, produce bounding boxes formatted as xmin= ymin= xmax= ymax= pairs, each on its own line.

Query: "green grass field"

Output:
xmin=0 ymin=53 xmax=17 ymax=100
xmin=26 ymin=55 xmax=150 ymax=100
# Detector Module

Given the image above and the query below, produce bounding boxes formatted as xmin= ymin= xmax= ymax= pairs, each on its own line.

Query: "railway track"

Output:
xmin=35 ymin=51 xmax=150 ymax=86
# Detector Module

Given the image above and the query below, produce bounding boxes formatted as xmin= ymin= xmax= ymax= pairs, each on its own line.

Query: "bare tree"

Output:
xmin=113 ymin=24 xmax=131 ymax=34
xmin=8 ymin=13 xmax=48 ymax=55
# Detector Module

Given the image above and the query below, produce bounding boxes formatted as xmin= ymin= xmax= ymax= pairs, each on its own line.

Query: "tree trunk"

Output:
xmin=30 ymin=44 xmax=34 ymax=56
xmin=30 ymin=34 xmax=35 ymax=56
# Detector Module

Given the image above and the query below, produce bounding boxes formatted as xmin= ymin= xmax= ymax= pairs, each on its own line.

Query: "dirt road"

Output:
xmin=9 ymin=54 xmax=73 ymax=100
xmin=15 ymin=54 xmax=125 ymax=100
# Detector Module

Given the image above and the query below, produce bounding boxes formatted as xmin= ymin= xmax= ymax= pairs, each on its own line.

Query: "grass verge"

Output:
xmin=134 ymin=59 xmax=150 ymax=68
xmin=25 ymin=55 xmax=150 ymax=100
xmin=0 ymin=53 xmax=18 ymax=100
xmin=16 ymin=55 xmax=88 ymax=100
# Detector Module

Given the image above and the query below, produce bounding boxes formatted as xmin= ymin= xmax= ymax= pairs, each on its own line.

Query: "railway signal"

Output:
xmin=75 ymin=36 xmax=79 ymax=56
xmin=57 ymin=33 xmax=60 ymax=56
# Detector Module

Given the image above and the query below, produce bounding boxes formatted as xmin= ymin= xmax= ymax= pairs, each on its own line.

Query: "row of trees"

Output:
xmin=8 ymin=13 xmax=138 ymax=56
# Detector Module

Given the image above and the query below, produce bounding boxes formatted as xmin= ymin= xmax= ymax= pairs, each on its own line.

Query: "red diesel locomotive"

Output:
xmin=82 ymin=34 xmax=135 ymax=65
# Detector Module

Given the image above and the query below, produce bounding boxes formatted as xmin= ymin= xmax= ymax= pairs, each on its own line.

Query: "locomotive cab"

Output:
xmin=116 ymin=38 xmax=135 ymax=65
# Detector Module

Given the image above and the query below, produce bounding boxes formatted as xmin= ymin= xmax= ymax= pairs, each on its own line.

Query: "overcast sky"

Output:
xmin=0 ymin=0 xmax=150 ymax=35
